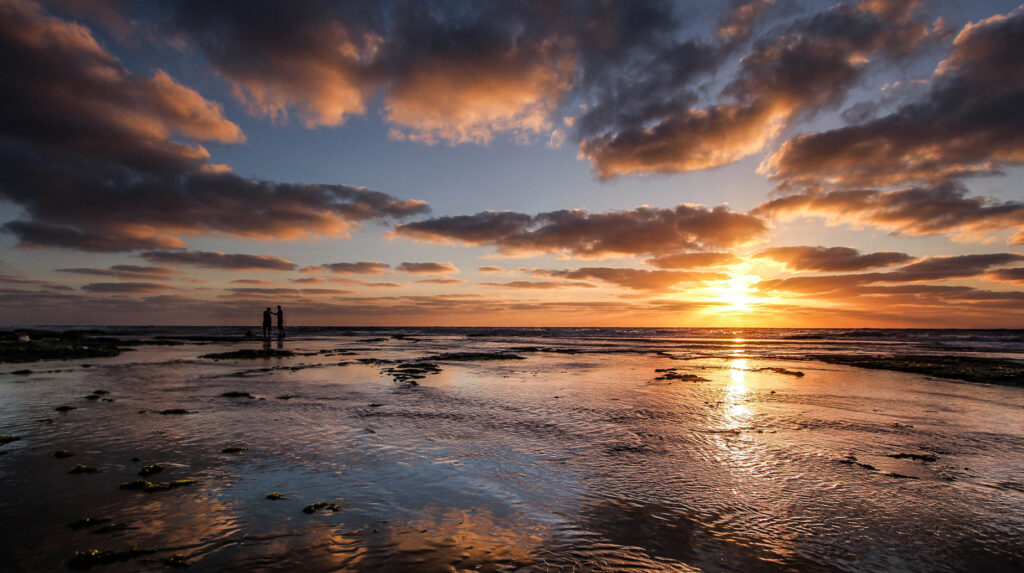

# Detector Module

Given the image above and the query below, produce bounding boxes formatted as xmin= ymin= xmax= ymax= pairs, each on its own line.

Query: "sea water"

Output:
xmin=0 ymin=327 xmax=1022 ymax=571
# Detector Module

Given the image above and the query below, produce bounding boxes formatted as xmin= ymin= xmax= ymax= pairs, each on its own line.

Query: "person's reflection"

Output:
xmin=263 ymin=337 xmax=271 ymax=352
xmin=276 ymin=336 xmax=284 ymax=350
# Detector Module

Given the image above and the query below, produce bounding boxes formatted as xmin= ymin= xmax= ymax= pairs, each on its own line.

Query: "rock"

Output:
xmin=158 ymin=409 xmax=190 ymax=415
xmin=220 ymin=391 xmax=254 ymax=398
xmin=69 ymin=464 xmax=101 ymax=474
xmin=54 ymin=450 xmax=73 ymax=458
xmin=221 ymin=446 xmax=246 ymax=454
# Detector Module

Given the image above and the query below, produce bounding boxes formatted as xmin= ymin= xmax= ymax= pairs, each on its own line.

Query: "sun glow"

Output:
xmin=717 ymin=271 xmax=761 ymax=312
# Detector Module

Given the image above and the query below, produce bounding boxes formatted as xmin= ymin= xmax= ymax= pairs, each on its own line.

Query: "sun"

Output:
xmin=717 ymin=270 xmax=761 ymax=312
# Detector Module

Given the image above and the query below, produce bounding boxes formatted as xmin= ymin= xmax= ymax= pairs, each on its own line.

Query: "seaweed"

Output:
xmin=276 ymin=394 xmax=294 ymax=400
xmin=54 ymin=449 xmax=74 ymax=458
xmin=221 ymin=446 xmax=246 ymax=453
xmin=118 ymin=479 xmax=164 ymax=492
xmin=265 ymin=492 xmax=286 ymax=500
xmin=84 ymin=395 xmax=100 ymax=401
xmin=55 ymin=405 xmax=77 ymax=412
xmin=814 ymin=354 xmax=1024 ymax=386
xmin=91 ymin=390 xmax=109 ymax=395
xmin=200 ymin=349 xmax=294 ymax=360
xmin=0 ymin=435 xmax=19 ymax=445
xmin=138 ymin=464 xmax=163 ymax=477
xmin=302 ymin=501 xmax=343 ymax=514
xmin=66 ymin=545 xmax=155 ymax=569
xmin=168 ymin=479 xmax=195 ymax=488
xmin=162 ymin=554 xmax=190 ymax=568
xmin=220 ymin=391 xmax=254 ymax=398
xmin=158 ymin=409 xmax=190 ymax=415
xmin=69 ymin=464 xmax=101 ymax=474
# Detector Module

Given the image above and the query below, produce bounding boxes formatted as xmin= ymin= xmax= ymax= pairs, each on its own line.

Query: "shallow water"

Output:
xmin=1 ymin=328 xmax=1023 ymax=571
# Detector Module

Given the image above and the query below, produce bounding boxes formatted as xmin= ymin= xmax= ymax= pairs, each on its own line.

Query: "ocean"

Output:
xmin=1 ymin=327 xmax=1022 ymax=571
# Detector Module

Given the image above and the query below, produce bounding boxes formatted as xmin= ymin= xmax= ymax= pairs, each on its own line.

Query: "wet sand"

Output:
xmin=1 ymin=331 xmax=1023 ymax=571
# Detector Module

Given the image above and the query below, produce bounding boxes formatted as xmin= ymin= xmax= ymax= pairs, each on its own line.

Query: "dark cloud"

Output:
xmin=162 ymin=0 xmax=949 ymax=179
xmin=318 ymin=262 xmax=391 ymax=275
xmin=644 ymin=252 xmax=741 ymax=269
xmin=755 ymin=246 xmax=914 ymax=271
xmin=758 ymin=253 xmax=1024 ymax=293
xmin=396 ymin=262 xmax=459 ymax=274
xmin=0 ymin=0 xmax=429 ymax=252
xmin=140 ymin=250 xmax=297 ymax=271
xmin=534 ymin=267 xmax=727 ymax=292
xmin=986 ymin=267 xmax=1024 ymax=283
xmin=396 ymin=205 xmax=766 ymax=257
xmin=579 ymin=0 xmax=941 ymax=176
xmin=81 ymin=281 xmax=172 ymax=293
xmin=171 ymin=0 xmax=575 ymax=143
xmin=763 ymin=6 xmax=1024 ymax=187
xmin=57 ymin=265 xmax=182 ymax=278
xmin=755 ymin=182 xmax=1024 ymax=243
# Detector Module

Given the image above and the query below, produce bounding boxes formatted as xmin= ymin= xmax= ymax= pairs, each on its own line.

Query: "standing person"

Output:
xmin=262 ymin=307 xmax=272 ymax=338
xmin=273 ymin=305 xmax=285 ymax=338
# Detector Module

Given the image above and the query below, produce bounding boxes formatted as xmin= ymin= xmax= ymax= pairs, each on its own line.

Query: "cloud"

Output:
xmin=755 ymin=246 xmax=914 ymax=271
xmin=81 ymin=281 xmax=172 ymax=293
xmin=171 ymin=1 xmax=574 ymax=144
xmin=644 ymin=252 xmax=741 ymax=269
xmin=755 ymin=182 xmax=1024 ymax=243
xmin=478 ymin=266 xmax=504 ymax=273
xmin=762 ymin=6 xmax=1024 ymax=187
xmin=758 ymin=253 xmax=1024 ymax=293
xmin=578 ymin=0 xmax=940 ymax=176
xmin=0 ymin=0 xmax=429 ymax=252
xmin=986 ymin=268 xmax=1024 ymax=283
xmin=480 ymin=280 xmax=597 ymax=290
xmin=395 ymin=204 xmax=767 ymax=257
xmin=317 ymin=262 xmax=391 ymax=275
xmin=396 ymin=262 xmax=459 ymax=274
xmin=414 ymin=278 xmax=467 ymax=285
xmin=140 ymin=250 xmax=297 ymax=271
xmin=57 ymin=265 xmax=182 ymax=278
xmin=534 ymin=267 xmax=727 ymax=292
xmin=230 ymin=279 xmax=276 ymax=286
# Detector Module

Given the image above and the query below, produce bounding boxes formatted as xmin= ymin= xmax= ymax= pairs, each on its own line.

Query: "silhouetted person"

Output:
xmin=262 ymin=307 xmax=272 ymax=338
xmin=273 ymin=305 xmax=285 ymax=337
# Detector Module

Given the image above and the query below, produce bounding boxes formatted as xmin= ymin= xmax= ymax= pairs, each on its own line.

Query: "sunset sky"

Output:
xmin=1 ymin=0 xmax=1023 ymax=327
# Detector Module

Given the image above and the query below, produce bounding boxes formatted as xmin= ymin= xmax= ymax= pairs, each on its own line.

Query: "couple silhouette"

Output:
xmin=262 ymin=305 xmax=284 ymax=337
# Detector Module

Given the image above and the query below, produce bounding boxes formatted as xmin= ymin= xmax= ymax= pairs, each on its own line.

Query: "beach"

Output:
xmin=1 ymin=327 xmax=1023 ymax=571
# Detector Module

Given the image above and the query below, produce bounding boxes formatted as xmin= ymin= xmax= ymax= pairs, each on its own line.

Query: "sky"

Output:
xmin=1 ymin=0 xmax=1023 ymax=328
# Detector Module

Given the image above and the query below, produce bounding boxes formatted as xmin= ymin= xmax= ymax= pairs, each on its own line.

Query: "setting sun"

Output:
xmin=716 ymin=270 xmax=762 ymax=312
